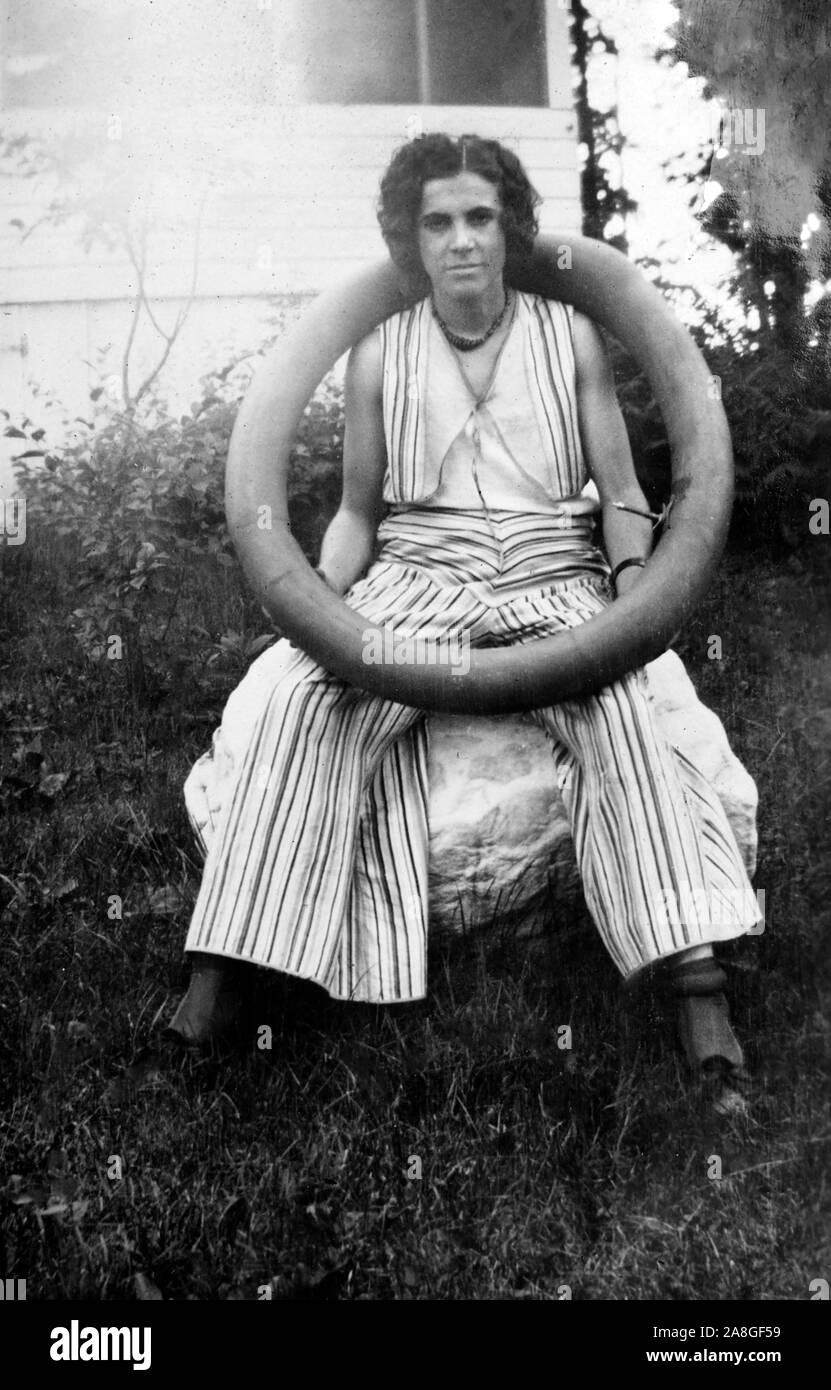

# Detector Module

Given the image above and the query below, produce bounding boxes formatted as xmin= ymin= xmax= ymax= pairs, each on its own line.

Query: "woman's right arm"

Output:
xmin=317 ymin=330 xmax=388 ymax=596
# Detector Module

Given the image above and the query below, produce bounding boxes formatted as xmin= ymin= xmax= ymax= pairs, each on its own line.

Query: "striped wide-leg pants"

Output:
xmin=184 ymin=511 xmax=760 ymax=1002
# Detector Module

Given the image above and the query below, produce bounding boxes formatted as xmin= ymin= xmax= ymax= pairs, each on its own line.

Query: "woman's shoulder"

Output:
xmin=379 ymin=297 xmax=431 ymax=331
xmin=513 ymin=289 xmax=574 ymax=324
xmin=375 ymin=299 xmax=433 ymax=367
xmin=511 ymin=292 xmax=577 ymax=356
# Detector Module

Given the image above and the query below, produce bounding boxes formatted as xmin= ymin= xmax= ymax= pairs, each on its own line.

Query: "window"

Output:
xmin=420 ymin=0 xmax=548 ymax=106
xmin=289 ymin=1 xmax=421 ymax=104
xmin=1 ymin=0 xmax=549 ymax=109
xmin=294 ymin=0 xmax=549 ymax=106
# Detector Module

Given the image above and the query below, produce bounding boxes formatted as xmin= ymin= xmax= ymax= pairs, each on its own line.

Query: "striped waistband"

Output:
xmin=376 ymin=507 xmax=610 ymax=599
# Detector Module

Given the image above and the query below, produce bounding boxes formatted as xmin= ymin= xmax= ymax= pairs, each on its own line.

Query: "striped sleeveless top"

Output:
xmin=379 ymin=292 xmax=588 ymax=508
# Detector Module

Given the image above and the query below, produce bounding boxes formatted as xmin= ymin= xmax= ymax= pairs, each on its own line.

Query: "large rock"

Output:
xmin=426 ymin=653 xmax=758 ymax=935
xmin=184 ymin=640 xmax=758 ymax=937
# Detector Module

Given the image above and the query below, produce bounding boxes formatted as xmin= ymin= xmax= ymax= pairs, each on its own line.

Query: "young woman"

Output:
xmin=169 ymin=134 xmax=759 ymax=1082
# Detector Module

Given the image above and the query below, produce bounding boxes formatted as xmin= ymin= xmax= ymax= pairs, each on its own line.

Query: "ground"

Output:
xmin=0 ymin=539 xmax=829 ymax=1301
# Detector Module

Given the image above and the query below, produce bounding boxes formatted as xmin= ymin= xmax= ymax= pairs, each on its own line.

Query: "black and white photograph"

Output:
xmin=0 ymin=0 xmax=829 ymax=1347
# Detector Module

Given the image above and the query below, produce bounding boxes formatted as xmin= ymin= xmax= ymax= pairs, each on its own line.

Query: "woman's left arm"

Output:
xmin=573 ymin=311 xmax=653 ymax=596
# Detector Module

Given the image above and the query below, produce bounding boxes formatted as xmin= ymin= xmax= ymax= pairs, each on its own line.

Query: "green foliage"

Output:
xmin=607 ymin=276 xmax=831 ymax=549
xmin=287 ymin=376 xmax=345 ymax=561
xmin=671 ymin=0 xmax=831 ymax=252
xmin=11 ymin=302 xmax=830 ymax=722
xmin=9 ymin=370 xmax=345 ymax=702
xmin=569 ymin=0 xmax=637 ymax=253
xmin=706 ymin=337 xmax=831 ymax=545
xmin=1 ymin=543 xmax=829 ymax=1300
xmin=12 ymin=398 xmax=232 ymax=701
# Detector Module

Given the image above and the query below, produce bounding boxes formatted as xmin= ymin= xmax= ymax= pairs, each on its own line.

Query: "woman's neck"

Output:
xmin=431 ymin=283 xmax=507 ymax=336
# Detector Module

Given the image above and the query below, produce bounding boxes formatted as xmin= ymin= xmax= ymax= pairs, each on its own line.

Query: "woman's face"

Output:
xmin=417 ymin=172 xmax=506 ymax=302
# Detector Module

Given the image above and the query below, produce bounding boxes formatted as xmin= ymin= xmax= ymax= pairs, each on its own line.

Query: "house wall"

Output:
xmin=1 ymin=2 xmax=579 ymax=496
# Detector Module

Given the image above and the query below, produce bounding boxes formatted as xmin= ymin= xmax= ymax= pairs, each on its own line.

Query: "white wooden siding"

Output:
xmin=1 ymin=5 xmax=579 ymax=481
xmin=1 ymin=105 xmax=579 ymax=303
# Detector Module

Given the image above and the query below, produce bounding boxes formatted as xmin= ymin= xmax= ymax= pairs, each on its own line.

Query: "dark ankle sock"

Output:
xmin=167 ymin=959 xmax=242 ymax=1045
xmin=669 ymin=956 xmax=727 ymax=997
xmin=669 ymin=958 xmax=745 ymax=1073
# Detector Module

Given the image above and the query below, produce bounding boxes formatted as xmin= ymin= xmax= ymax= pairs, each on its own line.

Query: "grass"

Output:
xmin=0 ymin=536 xmax=829 ymax=1301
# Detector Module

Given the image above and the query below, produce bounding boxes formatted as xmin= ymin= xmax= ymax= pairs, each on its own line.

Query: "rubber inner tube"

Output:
xmin=225 ymin=234 xmax=732 ymax=714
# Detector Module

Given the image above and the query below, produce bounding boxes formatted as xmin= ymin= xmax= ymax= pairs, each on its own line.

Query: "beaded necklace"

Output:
xmin=432 ymin=292 xmax=510 ymax=352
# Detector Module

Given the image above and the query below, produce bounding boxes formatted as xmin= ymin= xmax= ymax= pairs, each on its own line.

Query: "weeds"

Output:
xmin=0 ymin=535 xmax=828 ymax=1300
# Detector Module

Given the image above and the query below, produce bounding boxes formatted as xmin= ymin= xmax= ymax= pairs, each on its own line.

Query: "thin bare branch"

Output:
xmin=120 ymin=219 xmax=150 ymax=409
xmin=129 ymin=189 xmax=208 ymax=411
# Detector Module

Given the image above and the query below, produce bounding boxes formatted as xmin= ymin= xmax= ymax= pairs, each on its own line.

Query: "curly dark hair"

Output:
xmin=377 ymin=132 xmax=541 ymax=294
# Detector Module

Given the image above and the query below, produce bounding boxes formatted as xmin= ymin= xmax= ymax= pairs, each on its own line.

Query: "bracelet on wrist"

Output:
xmin=610 ymin=556 xmax=647 ymax=593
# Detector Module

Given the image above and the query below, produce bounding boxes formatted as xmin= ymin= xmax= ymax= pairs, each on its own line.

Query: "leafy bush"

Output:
xmin=9 ymin=369 xmax=346 ymax=701
xmin=706 ymin=336 xmax=831 ymax=546
xmin=607 ymin=295 xmax=831 ymax=550
xmin=9 ymin=293 xmax=829 ymax=709
xmin=286 ymin=375 xmax=345 ymax=559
